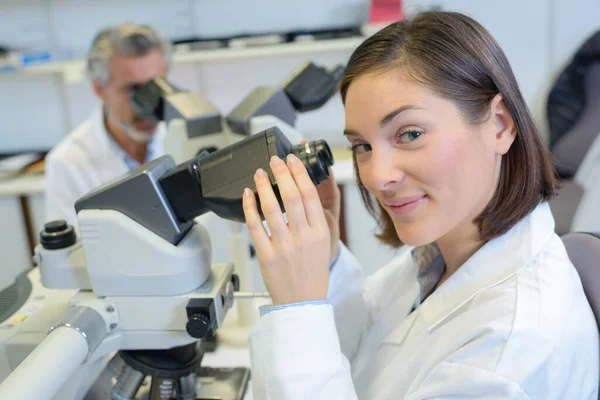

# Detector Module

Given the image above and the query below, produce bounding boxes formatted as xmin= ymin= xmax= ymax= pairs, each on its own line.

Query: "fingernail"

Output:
xmin=287 ymin=154 xmax=299 ymax=165
xmin=243 ymin=188 xmax=252 ymax=198
xmin=271 ymin=155 xmax=282 ymax=165
xmin=255 ymin=168 xmax=266 ymax=178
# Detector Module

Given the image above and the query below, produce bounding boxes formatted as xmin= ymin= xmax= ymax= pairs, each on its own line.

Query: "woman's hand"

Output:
xmin=242 ymin=154 xmax=331 ymax=305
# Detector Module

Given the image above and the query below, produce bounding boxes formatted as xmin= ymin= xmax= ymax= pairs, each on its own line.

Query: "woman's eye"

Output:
xmin=398 ymin=130 xmax=423 ymax=144
xmin=348 ymin=142 xmax=372 ymax=154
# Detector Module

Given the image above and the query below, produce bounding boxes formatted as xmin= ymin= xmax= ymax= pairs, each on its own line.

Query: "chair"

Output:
xmin=548 ymin=61 xmax=600 ymax=234
xmin=561 ymin=232 xmax=600 ymax=398
xmin=550 ymin=181 xmax=585 ymax=235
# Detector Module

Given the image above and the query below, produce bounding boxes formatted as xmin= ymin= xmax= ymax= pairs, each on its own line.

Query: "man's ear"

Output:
xmin=92 ymin=80 xmax=105 ymax=101
xmin=490 ymin=93 xmax=516 ymax=155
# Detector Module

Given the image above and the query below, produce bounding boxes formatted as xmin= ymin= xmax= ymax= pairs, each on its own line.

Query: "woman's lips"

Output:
xmin=386 ymin=195 xmax=427 ymax=215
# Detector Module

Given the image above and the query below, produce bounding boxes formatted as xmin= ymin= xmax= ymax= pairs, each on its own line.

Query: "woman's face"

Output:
xmin=344 ymin=69 xmax=506 ymax=247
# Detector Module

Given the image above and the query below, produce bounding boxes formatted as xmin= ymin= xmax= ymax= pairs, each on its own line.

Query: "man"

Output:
xmin=45 ymin=23 xmax=171 ymax=226
xmin=44 ymin=23 xmax=241 ymax=270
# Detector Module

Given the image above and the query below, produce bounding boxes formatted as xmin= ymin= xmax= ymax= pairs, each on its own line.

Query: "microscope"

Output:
xmin=0 ymin=61 xmax=341 ymax=400
xmin=130 ymin=60 xmax=344 ymax=338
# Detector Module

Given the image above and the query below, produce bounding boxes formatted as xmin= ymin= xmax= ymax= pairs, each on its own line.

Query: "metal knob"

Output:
xmin=186 ymin=313 xmax=211 ymax=339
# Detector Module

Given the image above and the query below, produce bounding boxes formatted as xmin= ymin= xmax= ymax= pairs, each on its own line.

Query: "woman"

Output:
xmin=242 ymin=11 xmax=599 ymax=399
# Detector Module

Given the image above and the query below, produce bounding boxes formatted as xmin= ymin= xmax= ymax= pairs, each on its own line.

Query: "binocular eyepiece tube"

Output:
xmin=159 ymin=127 xmax=335 ymax=225
xmin=290 ymin=140 xmax=334 ymax=186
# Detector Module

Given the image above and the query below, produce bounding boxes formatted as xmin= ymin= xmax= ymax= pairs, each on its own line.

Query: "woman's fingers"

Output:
xmin=269 ymin=156 xmax=308 ymax=230
xmin=286 ymin=154 xmax=328 ymax=230
xmin=242 ymin=149 xmax=332 ymax=305
xmin=253 ymin=167 xmax=290 ymax=242
xmin=242 ymin=187 xmax=274 ymax=261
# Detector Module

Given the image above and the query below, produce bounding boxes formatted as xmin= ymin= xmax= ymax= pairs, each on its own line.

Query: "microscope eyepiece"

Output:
xmin=159 ymin=127 xmax=335 ymax=224
xmin=129 ymin=77 xmax=181 ymax=121
xmin=290 ymin=140 xmax=334 ymax=186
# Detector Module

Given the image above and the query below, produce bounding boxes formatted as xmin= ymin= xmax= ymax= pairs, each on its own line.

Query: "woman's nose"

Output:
xmin=361 ymin=150 xmax=405 ymax=192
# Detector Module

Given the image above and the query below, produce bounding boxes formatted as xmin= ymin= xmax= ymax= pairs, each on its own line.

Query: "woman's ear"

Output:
xmin=490 ymin=93 xmax=516 ymax=155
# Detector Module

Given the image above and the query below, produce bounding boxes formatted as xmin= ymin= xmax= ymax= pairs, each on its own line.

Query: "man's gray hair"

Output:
xmin=87 ymin=23 xmax=172 ymax=86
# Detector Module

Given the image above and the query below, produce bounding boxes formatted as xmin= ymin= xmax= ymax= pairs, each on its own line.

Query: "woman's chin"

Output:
xmin=395 ymin=224 xmax=439 ymax=248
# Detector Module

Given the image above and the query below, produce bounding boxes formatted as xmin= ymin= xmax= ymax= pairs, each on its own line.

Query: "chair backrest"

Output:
xmin=549 ymin=180 xmax=585 ymax=235
xmin=561 ymin=231 xmax=600 ymax=398
xmin=551 ymin=63 xmax=600 ymax=177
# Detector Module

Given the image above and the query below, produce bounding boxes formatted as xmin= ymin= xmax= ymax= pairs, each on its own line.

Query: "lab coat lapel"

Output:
xmin=352 ymin=271 xmax=420 ymax=396
xmin=377 ymin=266 xmax=420 ymax=346
xmin=380 ymin=307 xmax=420 ymax=345
xmin=380 ymin=202 xmax=555 ymax=345
xmin=419 ymin=202 xmax=556 ymax=332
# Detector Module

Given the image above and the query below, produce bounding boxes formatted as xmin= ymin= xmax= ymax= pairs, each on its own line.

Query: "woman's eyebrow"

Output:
xmin=380 ymin=105 xmax=421 ymax=128
xmin=344 ymin=105 xmax=421 ymax=137
xmin=343 ymin=129 xmax=362 ymax=137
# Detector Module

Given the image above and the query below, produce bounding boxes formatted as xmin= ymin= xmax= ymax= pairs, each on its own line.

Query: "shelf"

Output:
xmin=0 ymin=174 xmax=45 ymax=196
xmin=0 ymin=36 xmax=365 ymax=84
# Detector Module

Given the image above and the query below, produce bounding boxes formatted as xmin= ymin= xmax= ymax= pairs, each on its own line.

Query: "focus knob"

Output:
xmin=231 ymin=274 xmax=240 ymax=292
xmin=186 ymin=313 xmax=212 ymax=339
xmin=40 ymin=220 xmax=76 ymax=250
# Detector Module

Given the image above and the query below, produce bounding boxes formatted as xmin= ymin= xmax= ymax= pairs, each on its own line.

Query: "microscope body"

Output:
xmin=0 ymin=153 xmax=243 ymax=400
xmin=35 ymin=213 xmax=235 ymax=345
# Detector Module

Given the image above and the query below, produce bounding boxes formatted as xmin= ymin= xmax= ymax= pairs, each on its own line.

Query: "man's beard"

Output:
xmin=119 ymin=121 xmax=156 ymax=143
xmin=105 ymin=108 xmax=157 ymax=144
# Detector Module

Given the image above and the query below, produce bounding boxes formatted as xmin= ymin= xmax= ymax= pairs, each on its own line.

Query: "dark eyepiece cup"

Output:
xmin=291 ymin=140 xmax=334 ymax=186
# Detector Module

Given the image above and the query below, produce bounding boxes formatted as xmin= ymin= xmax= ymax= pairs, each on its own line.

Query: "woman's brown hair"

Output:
xmin=339 ymin=11 xmax=557 ymax=247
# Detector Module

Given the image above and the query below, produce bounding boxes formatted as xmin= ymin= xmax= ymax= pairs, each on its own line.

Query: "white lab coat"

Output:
xmin=250 ymin=202 xmax=599 ymax=399
xmin=44 ymin=107 xmax=165 ymax=227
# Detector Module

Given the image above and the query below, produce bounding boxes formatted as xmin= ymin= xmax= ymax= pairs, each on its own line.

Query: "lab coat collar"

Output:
xmin=385 ymin=202 xmax=556 ymax=343
xmin=90 ymin=106 xmax=122 ymax=162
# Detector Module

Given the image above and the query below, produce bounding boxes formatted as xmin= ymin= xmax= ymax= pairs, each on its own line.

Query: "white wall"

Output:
xmin=2 ymin=0 xmax=599 ymax=151
xmin=0 ymin=74 xmax=69 ymax=153
xmin=551 ymin=0 xmax=600 ymax=70
xmin=0 ymin=1 xmax=51 ymax=51
xmin=403 ymin=0 xmax=600 ymax=141
xmin=49 ymin=0 xmax=194 ymax=58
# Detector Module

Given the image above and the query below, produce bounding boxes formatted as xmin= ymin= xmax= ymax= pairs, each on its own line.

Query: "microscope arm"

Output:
xmin=0 ymin=327 xmax=89 ymax=399
xmin=225 ymin=61 xmax=344 ymax=137
xmin=0 ymin=304 xmax=114 ymax=400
